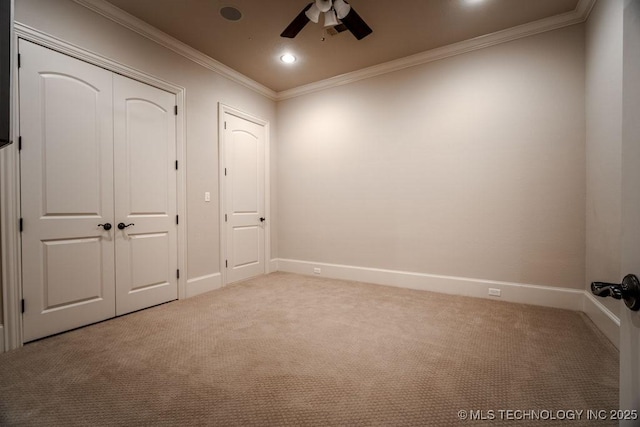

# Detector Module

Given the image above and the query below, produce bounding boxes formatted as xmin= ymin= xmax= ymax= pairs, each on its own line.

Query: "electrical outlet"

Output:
xmin=313 ymin=267 xmax=321 ymax=274
xmin=488 ymin=288 xmax=501 ymax=297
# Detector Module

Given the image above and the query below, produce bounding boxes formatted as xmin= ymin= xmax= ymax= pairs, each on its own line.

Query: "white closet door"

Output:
xmin=113 ymin=75 xmax=178 ymax=315
xmin=224 ymin=112 xmax=265 ymax=284
xmin=19 ymin=40 xmax=116 ymax=342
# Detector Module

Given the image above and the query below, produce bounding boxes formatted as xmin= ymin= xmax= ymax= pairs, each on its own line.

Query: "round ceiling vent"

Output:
xmin=220 ymin=6 xmax=243 ymax=22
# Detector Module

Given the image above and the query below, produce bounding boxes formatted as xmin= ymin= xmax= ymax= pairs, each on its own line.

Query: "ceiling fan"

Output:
xmin=281 ymin=0 xmax=373 ymax=40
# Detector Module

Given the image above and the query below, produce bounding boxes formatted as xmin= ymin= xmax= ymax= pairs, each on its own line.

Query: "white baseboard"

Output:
xmin=277 ymin=258 xmax=585 ymax=311
xmin=185 ymin=273 xmax=222 ymax=298
xmin=582 ymin=292 xmax=620 ymax=349
xmin=269 ymin=259 xmax=279 ymax=273
xmin=0 ymin=325 xmax=4 ymax=353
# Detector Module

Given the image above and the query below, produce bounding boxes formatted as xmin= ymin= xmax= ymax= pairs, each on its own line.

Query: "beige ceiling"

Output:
xmin=103 ymin=0 xmax=580 ymax=92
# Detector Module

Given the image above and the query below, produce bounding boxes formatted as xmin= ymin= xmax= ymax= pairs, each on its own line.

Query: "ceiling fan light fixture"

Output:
xmin=281 ymin=0 xmax=371 ymax=40
xmin=333 ymin=0 xmax=351 ymax=19
xmin=305 ymin=3 xmax=321 ymax=23
xmin=315 ymin=0 xmax=332 ymax=13
xmin=324 ymin=9 xmax=339 ymax=27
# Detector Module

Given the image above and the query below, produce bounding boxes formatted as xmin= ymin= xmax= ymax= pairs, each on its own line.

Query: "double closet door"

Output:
xmin=19 ymin=40 xmax=178 ymax=342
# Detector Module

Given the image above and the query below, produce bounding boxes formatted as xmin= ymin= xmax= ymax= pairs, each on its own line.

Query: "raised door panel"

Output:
xmin=231 ymin=131 xmax=259 ymax=214
xmin=42 ymin=75 xmax=102 ymax=215
xmin=128 ymin=232 xmax=170 ymax=293
xmin=43 ymin=238 xmax=104 ymax=308
xmin=232 ymin=226 xmax=260 ymax=267
xmin=126 ymin=99 xmax=169 ymax=215
xmin=19 ymin=40 xmax=115 ymax=342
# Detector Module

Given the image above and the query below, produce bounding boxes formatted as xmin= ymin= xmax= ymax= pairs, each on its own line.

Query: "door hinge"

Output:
xmin=174 ymin=105 xmax=178 ymax=116
xmin=225 ymin=260 xmax=228 ymax=268
xmin=177 ymin=269 xmax=180 ymax=279
xmin=18 ymin=136 xmax=22 ymax=151
xmin=225 ymin=214 xmax=227 ymax=222
xmin=176 ymin=215 xmax=179 ymax=225
xmin=19 ymin=218 xmax=23 ymax=232
xmin=224 ymin=168 xmax=227 ymax=176
xmin=21 ymin=299 xmax=25 ymax=313
xmin=17 ymin=53 xmax=21 ymax=68
xmin=175 ymin=160 xmax=178 ymax=170
xmin=224 ymin=121 xmax=227 ymax=130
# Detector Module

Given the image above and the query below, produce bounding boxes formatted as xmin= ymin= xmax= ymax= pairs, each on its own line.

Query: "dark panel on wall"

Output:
xmin=0 ymin=0 xmax=11 ymax=148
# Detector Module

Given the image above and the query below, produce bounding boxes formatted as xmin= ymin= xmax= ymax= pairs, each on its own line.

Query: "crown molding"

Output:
xmin=14 ymin=22 xmax=186 ymax=95
xmin=73 ymin=0 xmax=277 ymax=101
xmin=73 ymin=0 xmax=595 ymax=102
xmin=277 ymin=0 xmax=597 ymax=100
xmin=575 ymin=0 xmax=597 ymax=19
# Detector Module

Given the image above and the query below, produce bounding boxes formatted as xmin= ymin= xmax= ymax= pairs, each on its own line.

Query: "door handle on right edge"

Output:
xmin=591 ymin=274 xmax=640 ymax=311
xmin=117 ymin=223 xmax=135 ymax=230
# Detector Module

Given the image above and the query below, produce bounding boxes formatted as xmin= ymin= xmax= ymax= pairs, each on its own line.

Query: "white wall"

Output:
xmin=13 ymin=0 xmax=277 ymax=293
xmin=585 ymin=0 xmax=624 ymax=317
xmin=277 ymin=25 xmax=586 ymax=290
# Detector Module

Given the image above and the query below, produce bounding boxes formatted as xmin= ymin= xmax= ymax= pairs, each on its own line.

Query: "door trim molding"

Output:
xmin=218 ymin=103 xmax=271 ymax=287
xmin=1 ymin=23 xmax=187 ymax=350
xmin=0 ymin=142 xmax=22 ymax=351
xmin=1 ymin=13 xmax=23 ymax=350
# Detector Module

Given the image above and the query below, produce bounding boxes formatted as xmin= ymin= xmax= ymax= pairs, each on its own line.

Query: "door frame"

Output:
xmin=218 ymin=103 xmax=271 ymax=286
xmin=0 ymin=23 xmax=187 ymax=351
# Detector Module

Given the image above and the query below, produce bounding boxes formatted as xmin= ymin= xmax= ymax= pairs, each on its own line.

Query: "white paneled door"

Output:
xmin=113 ymin=75 xmax=177 ymax=316
xmin=223 ymin=111 xmax=265 ymax=284
xmin=19 ymin=40 xmax=177 ymax=342
xmin=20 ymin=40 xmax=116 ymax=342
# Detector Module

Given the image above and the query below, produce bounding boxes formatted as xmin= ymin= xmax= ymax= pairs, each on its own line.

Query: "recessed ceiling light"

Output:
xmin=220 ymin=6 xmax=242 ymax=22
xmin=280 ymin=53 xmax=297 ymax=64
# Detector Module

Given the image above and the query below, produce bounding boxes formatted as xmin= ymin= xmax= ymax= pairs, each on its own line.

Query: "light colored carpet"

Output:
xmin=0 ymin=272 xmax=618 ymax=426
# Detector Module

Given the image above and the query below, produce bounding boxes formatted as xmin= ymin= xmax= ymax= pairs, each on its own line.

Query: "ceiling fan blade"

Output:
xmin=340 ymin=7 xmax=373 ymax=40
xmin=280 ymin=3 xmax=314 ymax=38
